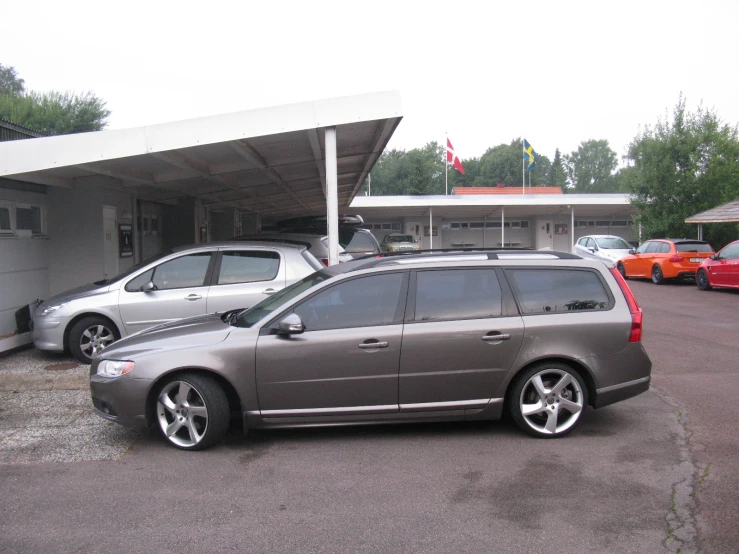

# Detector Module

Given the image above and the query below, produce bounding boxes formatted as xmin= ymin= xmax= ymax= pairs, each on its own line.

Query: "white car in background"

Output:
xmin=573 ymin=235 xmax=634 ymax=263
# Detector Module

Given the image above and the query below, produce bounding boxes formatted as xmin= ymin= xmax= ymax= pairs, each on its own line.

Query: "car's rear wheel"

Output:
xmin=651 ymin=265 xmax=665 ymax=285
xmin=69 ymin=316 xmax=119 ymax=364
xmin=696 ymin=268 xmax=712 ymax=291
xmin=509 ymin=363 xmax=587 ymax=438
xmin=156 ymin=373 xmax=230 ymax=450
xmin=617 ymin=263 xmax=628 ymax=279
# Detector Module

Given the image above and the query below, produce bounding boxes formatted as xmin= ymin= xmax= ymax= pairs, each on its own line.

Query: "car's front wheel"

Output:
xmin=69 ymin=316 xmax=119 ymax=364
xmin=509 ymin=363 xmax=587 ymax=438
xmin=156 ymin=373 xmax=230 ymax=450
xmin=696 ymin=268 xmax=712 ymax=291
xmin=651 ymin=264 xmax=665 ymax=285
xmin=617 ymin=263 xmax=628 ymax=279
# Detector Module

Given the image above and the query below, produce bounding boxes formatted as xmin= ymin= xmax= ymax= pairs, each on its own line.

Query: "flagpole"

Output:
xmin=522 ymin=140 xmax=525 ymax=194
xmin=445 ymin=132 xmax=448 ymax=196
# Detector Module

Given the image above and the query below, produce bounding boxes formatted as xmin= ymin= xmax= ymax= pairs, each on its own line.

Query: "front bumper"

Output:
xmin=89 ymin=372 xmax=153 ymax=428
xmin=32 ymin=316 xmax=67 ymax=351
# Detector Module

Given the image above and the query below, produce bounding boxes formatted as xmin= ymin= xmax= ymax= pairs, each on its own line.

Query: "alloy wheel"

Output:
xmin=79 ymin=325 xmax=115 ymax=358
xmin=651 ymin=265 xmax=664 ymax=284
xmin=157 ymin=381 xmax=209 ymax=448
xmin=519 ymin=369 xmax=584 ymax=435
xmin=696 ymin=269 xmax=711 ymax=291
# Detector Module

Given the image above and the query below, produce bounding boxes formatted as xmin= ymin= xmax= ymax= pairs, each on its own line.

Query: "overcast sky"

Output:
xmin=4 ymin=0 xmax=738 ymax=164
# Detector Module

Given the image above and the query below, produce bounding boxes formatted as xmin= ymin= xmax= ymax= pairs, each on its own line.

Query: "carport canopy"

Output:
xmin=685 ymin=199 xmax=739 ymax=240
xmin=0 ymin=91 xmax=403 ymax=264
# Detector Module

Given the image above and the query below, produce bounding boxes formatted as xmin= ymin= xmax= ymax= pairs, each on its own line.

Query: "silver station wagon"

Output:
xmin=33 ymin=242 xmax=321 ymax=363
xmin=90 ymin=249 xmax=652 ymax=450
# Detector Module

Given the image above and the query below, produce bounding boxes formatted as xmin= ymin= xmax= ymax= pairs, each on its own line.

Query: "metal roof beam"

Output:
xmin=351 ymin=118 xmax=398 ymax=198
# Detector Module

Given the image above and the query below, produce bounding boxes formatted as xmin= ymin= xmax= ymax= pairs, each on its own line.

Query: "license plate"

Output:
xmin=690 ymin=258 xmax=702 ymax=263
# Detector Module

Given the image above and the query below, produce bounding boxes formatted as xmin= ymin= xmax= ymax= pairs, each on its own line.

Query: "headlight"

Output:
xmin=97 ymin=360 xmax=135 ymax=378
xmin=388 ymin=247 xmax=395 ymax=252
xmin=38 ymin=302 xmax=68 ymax=317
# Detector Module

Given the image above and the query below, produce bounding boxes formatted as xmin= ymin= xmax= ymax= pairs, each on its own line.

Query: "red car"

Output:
xmin=696 ymin=239 xmax=739 ymax=290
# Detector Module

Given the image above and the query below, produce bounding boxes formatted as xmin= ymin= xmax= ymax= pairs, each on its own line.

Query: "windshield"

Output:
xmin=386 ymin=235 xmax=415 ymax=243
xmin=233 ymin=271 xmax=331 ymax=328
xmin=596 ymin=237 xmax=632 ymax=250
xmin=95 ymin=250 xmax=174 ymax=285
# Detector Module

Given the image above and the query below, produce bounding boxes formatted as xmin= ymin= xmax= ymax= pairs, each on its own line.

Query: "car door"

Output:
xmin=206 ymin=248 xmax=285 ymax=313
xmin=574 ymin=237 xmax=590 ymax=258
xmin=118 ymin=251 xmax=215 ymax=334
xmin=254 ymin=271 xmax=409 ymax=416
xmin=398 ymin=268 xmax=524 ymax=410
xmin=631 ymin=241 xmax=654 ymax=276
xmin=713 ymin=243 xmax=739 ymax=286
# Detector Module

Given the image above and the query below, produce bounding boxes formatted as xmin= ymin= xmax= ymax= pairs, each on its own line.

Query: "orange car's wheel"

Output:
xmin=617 ymin=263 xmax=628 ymax=279
xmin=651 ymin=265 xmax=665 ymax=285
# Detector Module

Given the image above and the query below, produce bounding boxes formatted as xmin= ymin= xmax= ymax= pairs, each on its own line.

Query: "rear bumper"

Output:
xmin=593 ymin=376 xmax=650 ymax=408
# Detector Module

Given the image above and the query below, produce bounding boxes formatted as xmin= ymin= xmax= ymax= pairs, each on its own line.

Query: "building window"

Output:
xmin=0 ymin=202 xmax=13 ymax=236
xmin=0 ymin=202 xmax=46 ymax=237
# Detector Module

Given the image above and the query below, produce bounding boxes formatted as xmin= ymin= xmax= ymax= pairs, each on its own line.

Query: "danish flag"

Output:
xmin=447 ymin=138 xmax=465 ymax=174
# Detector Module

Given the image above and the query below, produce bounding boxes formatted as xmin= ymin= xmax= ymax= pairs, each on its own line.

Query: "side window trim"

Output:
xmin=502 ymin=267 xmax=615 ymax=316
xmin=262 ymin=270 xmax=410 ymax=333
xmin=124 ymin=251 xmax=215 ymax=292
xmin=405 ymin=267 xmax=508 ymax=324
xmin=210 ymin=248 xmax=282 ymax=286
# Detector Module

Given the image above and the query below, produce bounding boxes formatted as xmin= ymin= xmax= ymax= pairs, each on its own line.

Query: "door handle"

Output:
xmin=358 ymin=341 xmax=388 ymax=349
xmin=262 ymin=288 xmax=277 ymax=295
xmin=482 ymin=333 xmax=511 ymax=341
xmin=185 ymin=294 xmax=202 ymax=301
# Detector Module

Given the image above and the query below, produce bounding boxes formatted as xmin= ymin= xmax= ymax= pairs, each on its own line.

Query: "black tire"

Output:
xmin=617 ymin=263 xmax=628 ymax=279
xmin=696 ymin=268 xmax=712 ymax=291
xmin=155 ymin=373 xmax=230 ymax=451
xmin=651 ymin=264 xmax=665 ymax=285
xmin=68 ymin=316 xmax=120 ymax=364
xmin=508 ymin=362 xmax=588 ymax=439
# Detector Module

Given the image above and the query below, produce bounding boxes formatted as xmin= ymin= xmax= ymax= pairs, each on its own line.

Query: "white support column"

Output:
xmin=429 ymin=208 xmax=433 ymax=250
xmin=501 ymin=207 xmax=505 ymax=248
xmin=697 ymin=223 xmax=703 ymax=241
xmin=325 ymin=127 xmax=339 ymax=265
xmin=571 ymin=206 xmax=575 ymax=250
xmin=132 ymin=192 xmax=140 ymax=264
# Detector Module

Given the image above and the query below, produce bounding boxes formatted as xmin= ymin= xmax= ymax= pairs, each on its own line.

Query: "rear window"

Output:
xmin=506 ymin=269 xmax=612 ymax=315
xmin=340 ymin=230 xmax=377 ymax=254
xmin=675 ymin=242 xmax=713 ymax=253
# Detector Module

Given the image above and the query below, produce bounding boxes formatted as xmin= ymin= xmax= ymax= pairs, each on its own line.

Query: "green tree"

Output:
xmin=0 ymin=63 xmax=25 ymax=96
xmin=0 ymin=90 xmax=110 ymax=135
xmin=364 ymin=142 xmax=445 ymax=196
xmin=564 ymin=139 xmax=619 ymax=193
xmin=626 ymin=96 xmax=739 ymax=249
xmin=547 ymin=148 xmax=567 ymax=188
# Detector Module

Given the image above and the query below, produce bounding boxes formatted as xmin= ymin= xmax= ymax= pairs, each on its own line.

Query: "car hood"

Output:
xmin=96 ymin=313 xmax=232 ymax=360
xmin=42 ymin=282 xmax=112 ymax=306
xmin=599 ymin=249 xmax=632 ymax=260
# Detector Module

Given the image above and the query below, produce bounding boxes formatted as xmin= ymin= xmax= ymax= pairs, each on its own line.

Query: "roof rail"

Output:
xmin=355 ymin=248 xmax=581 ymax=262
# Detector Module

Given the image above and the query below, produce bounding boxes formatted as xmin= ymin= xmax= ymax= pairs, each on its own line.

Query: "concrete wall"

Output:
xmin=0 ymin=181 xmax=49 ymax=341
xmin=162 ymin=197 xmax=203 ymax=249
xmin=138 ymin=201 xmax=165 ymax=260
xmin=47 ymin=177 xmax=136 ymax=295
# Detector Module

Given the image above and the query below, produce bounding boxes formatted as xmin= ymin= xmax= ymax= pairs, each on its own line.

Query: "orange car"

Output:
xmin=617 ymin=239 xmax=714 ymax=284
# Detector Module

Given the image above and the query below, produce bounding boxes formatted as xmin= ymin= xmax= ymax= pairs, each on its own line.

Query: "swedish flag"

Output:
xmin=523 ymin=139 xmax=537 ymax=171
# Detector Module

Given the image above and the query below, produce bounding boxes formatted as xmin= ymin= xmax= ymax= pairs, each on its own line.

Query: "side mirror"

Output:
xmin=629 ymin=249 xmax=636 ymax=255
xmin=709 ymin=254 xmax=718 ymax=260
xmin=141 ymin=281 xmax=157 ymax=292
xmin=587 ymin=247 xmax=595 ymax=253
xmin=277 ymin=313 xmax=304 ymax=335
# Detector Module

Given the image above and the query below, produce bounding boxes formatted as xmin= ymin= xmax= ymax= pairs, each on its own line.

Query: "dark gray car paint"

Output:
xmin=90 ymin=258 xmax=652 ymax=434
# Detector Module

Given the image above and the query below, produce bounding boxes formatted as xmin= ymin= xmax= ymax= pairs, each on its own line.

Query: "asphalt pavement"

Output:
xmin=1 ymin=280 xmax=737 ymax=553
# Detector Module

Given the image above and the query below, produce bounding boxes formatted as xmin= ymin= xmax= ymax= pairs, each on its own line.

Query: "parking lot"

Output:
xmin=0 ymin=279 xmax=737 ymax=553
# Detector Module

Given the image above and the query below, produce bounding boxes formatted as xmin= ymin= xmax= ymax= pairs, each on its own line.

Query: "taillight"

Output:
xmin=609 ymin=268 xmax=643 ymax=343
xmin=320 ymin=258 xmax=329 ymax=267
xmin=668 ymin=255 xmax=684 ymax=263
